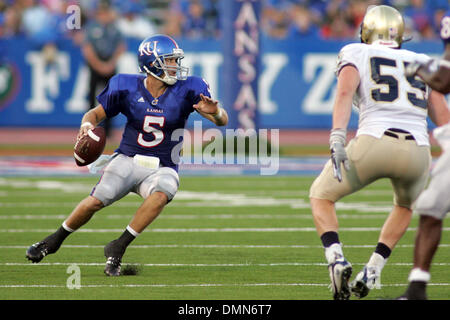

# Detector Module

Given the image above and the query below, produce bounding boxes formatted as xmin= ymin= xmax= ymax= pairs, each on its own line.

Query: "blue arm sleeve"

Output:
xmin=186 ymin=77 xmax=213 ymax=114
xmin=191 ymin=77 xmax=212 ymax=104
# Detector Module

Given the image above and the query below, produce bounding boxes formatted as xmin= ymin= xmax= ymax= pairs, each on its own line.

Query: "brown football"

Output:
xmin=73 ymin=127 xmax=106 ymax=166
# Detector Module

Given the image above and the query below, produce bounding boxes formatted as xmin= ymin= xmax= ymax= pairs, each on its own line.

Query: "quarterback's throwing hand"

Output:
xmin=193 ymin=94 xmax=219 ymax=115
xmin=77 ymin=122 xmax=94 ymax=141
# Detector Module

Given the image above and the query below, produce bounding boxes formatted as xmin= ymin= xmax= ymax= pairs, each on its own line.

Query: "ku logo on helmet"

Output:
xmin=139 ymin=41 xmax=157 ymax=56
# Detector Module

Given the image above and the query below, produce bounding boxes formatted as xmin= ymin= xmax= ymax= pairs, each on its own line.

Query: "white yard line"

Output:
xmin=2 ymin=262 xmax=450 ymax=267
xmin=0 ymin=244 xmax=449 ymax=249
xmin=0 ymin=283 xmax=330 ymax=288
xmin=0 ymin=283 xmax=448 ymax=289
xmin=0 ymin=189 xmax=394 ymax=210
xmin=0 ymin=213 xmax=447 ymax=220
xmin=0 ymin=200 xmax=398 ymax=211
xmin=1 ymin=227 xmax=450 ymax=233
xmin=0 ymin=214 xmax=398 ymax=220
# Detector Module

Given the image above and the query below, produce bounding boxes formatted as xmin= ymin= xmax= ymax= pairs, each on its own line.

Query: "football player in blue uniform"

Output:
xmin=26 ymin=34 xmax=228 ymax=276
xmin=400 ymin=11 xmax=450 ymax=299
xmin=405 ymin=11 xmax=450 ymax=94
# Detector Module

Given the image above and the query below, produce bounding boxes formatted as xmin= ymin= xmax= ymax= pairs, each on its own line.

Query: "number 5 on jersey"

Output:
xmin=370 ymin=57 xmax=427 ymax=109
xmin=137 ymin=115 xmax=165 ymax=147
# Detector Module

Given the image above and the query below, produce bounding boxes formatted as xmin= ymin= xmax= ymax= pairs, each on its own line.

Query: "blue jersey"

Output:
xmin=441 ymin=11 xmax=450 ymax=45
xmin=97 ymin=74 xmax=211 ymax=171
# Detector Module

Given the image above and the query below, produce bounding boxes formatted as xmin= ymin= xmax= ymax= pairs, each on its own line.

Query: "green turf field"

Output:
xmin=0 ymin=176 xmax=448 ymax=300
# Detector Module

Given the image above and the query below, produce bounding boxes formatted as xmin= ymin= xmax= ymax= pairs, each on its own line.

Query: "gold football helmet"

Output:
xmin=360 ymin=5 xmax=405 ymax=48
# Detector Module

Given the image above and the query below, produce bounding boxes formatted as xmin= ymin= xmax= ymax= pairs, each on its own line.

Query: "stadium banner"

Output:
xmin=0 ymin=36 xmax=445 ymax=129
xmin=221 ymin=0 xmax=261 ymax=131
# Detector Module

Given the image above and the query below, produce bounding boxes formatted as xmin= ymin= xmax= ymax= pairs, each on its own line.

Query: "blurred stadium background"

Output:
xmin=0 ymin=0 xmax=448 ymax=165
xmin=0 ymin=0 xmax=449 ymax=301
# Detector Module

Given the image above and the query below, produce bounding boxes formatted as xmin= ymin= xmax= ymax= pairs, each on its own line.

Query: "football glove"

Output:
xmin=405 ymin=61 xmax=423 ymax=77
xmin=329 ymin=128 xmax=349 ymax=182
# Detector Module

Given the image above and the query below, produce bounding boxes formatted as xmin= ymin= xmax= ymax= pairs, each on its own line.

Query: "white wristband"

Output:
xmin=329 ymin=128 xmax=347 ymax=146
xmin=81 ymin=122 xmax=93 ymax=128
xmin=213 ymin=108 xmax=223 ymax=120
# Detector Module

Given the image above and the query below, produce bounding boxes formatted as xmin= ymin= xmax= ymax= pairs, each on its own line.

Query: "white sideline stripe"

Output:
xmin=0 ymin=283 xmax=450 ymax=288
xmin=1 ymin=244 xmax=449 ymax=249
xmin=0 ymin=190 xmax=393 ymax=197
xmin=0 ymin=283 xmax=448 ymax=289
xmin=0 ymin=214 xmax=448 ymax=221
xmin=0 ymin=283 xmax=329 ymax=288
xmin=1 ymin=227 xmax=450 ymax=233
xmin=3 ymin=262 xmax=450 ymax=267
xmin=0 ymin=201 xmax=396 ymax=212
xmin=0 ymin=214 xmax=397 ymax=220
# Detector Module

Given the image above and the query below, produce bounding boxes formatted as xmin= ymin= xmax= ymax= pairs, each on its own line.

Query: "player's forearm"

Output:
xmin=212 ymin=107 xmax=228 ymax=126
xmin=81 ymin=106 xmax=106 ymax=128
xmin=81 ymin=112 xmax=98 ymax=128
xmin=199 ymin=107 xmax=228 ymax=126
xmin=428 ymin=91 xmax=450 ymax=127
xmin=417 ymin=64 xmax=450 ymax=94
xmin=332 ymin=96 xmax=353 ymax=130
xmin=332 ymin=66 xmax=359 ymax=130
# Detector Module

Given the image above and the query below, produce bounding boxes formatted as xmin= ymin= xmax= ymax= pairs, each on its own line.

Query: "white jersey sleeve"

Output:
xmin=335 ymin=43 xmax=433 ymax=146
xmin=336 ymin=43 xmax=365 ymax=76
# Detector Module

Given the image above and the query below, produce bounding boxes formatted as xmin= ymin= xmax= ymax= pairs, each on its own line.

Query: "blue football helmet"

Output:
xmin=138 ymin=34 xmax=189 ymax=85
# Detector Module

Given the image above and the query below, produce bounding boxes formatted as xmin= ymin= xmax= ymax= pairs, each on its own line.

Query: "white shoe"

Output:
xmin=350 ymin=265 xmax=381 ymax=298
xmin=328 ymin=258 xmax=352 ymax=300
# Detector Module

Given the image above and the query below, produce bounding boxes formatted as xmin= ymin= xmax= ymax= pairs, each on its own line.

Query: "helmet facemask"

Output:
xmin=143 ymin=48 xmax=189 ymax=85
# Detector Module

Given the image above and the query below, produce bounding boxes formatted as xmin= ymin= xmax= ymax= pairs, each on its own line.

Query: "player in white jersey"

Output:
xmin=398 ymin=10 xmax=450 ymax=300
xmin=308 ymin=5 xmax=450 ymax=300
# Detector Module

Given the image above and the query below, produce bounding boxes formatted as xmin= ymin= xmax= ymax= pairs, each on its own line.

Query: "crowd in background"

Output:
xmin=262 ymin=0 xmax=449 ymax=40
xmin=0 ymin=0 xmax=447 ymax=127
xmin=0 ymin=0 xmax=449 ymax=43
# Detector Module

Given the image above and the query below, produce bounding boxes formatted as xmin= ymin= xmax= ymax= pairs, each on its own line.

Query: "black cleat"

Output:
xmin=396 ymin=281 xmax=427 ymax=300
xmin=26 ymin=241 xmax=50 ymax=263
xmin=104 ymin=240 xmax=126 ymax=276
xmin=26 ymin=232 xmax=63 ymax=263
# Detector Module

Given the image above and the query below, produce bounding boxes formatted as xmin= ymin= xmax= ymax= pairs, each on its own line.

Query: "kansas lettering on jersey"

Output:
xmin=97 ymin=74 xmax=211 ymax=171
xmin=336 ymin=43 xmax=432 ymax=146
